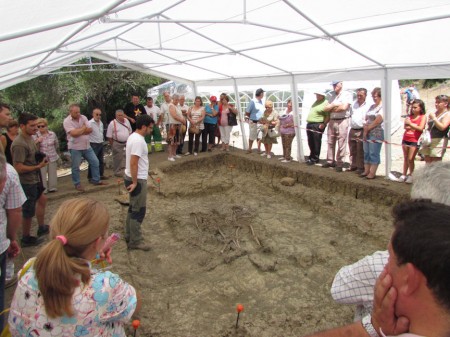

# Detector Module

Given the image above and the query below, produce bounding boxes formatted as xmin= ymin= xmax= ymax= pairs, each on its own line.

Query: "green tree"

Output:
xmin=0 ymin=58 xmax=164 ymax=150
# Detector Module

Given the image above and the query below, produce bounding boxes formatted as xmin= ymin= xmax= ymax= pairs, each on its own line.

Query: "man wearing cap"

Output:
xmin=306 ymin=90 xmax=329 ymax=165
xmin=323 ymin=81 xmax=353 ymax=172
xmin=348 ymin=88 xmax=370 ymax=174
xmin=245 ymin=88 xmax=265 ymax=154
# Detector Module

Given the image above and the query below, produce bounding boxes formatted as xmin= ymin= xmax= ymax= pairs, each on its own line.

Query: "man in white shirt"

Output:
xmin=323 ymin=81 xmax=353 ymax=172
xmin=106 ymin=109 xmax=132 ymax=177
xmin=88 ymin=108 xmax=107 ymax=181
xmin=144 ymin=96 xmax=163 ymax=153
xmin=348 ymin=88 xmax=370 ymax=174
xmin=124 ymin=114 xmax=154 ymax=251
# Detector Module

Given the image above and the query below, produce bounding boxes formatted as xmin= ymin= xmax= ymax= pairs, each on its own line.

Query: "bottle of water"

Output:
xmin=5 ymin=258 xmax=14 ymax=281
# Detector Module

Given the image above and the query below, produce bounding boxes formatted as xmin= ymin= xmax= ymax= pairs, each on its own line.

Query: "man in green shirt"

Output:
xmin=306 ymin=90 xmax=329 ymax=165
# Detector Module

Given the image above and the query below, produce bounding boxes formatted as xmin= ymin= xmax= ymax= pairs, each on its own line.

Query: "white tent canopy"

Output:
xmin=2 ymin=0 xmax=450 ymax=173
xmin=2 ymin=0 xmax=450 ymax=89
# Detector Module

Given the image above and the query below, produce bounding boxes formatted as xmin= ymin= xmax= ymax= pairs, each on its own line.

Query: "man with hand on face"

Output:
xmin=124 ymin=114 xmax=154 ymax=251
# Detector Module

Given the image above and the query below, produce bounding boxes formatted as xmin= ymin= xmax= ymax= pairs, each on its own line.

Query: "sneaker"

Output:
xmin=267 ymin=155 xmax=272 ymax=159
xmin=306 ymin=160 xmax=315 ymax=166
xmin=322 ymin=163 xmax=335 ymax=168
xmin=281 ymin=159 xmax=291 ymax=163
xmin=260 ymin=152 xmax=267 ymax=157
xmin=278 ymin=157 xmax=284 ymax=161
xmin=127 ymin=242 xmax=151 ymax=251
xmin=21 ymin=235 xmax=44 ymax=247
xmin=75 ymin=184 xmax=85 ymax=192
xmin=37 ymin=225 xmax=50 ymax=236
xmin=335 ymin=167 xmax=343 ymax=172
xmin=48 ymin=188 xmax=57 ymax=193
xmin=405 ymin=175 xmax=413 ymax=184
xmin=168 ymin=157 xmax=175 ymax=162
xmin=175 ymin=155 xmax=182 ymax=158
xmin=194 ymin=152 xmax=198 ymax=156
xmin=184 ymin=152 xmax=191 ymax=156
xmin=43 ymin=189 xmax=48 ymax=194
xmin=398 ymin=175 xmax=407 ymax=182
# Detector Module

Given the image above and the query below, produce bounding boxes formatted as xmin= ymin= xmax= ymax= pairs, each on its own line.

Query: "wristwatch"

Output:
xmin=362 ymin=314 xmax=380 ymax=337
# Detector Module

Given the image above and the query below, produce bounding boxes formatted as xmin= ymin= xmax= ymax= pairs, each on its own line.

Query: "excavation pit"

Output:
xmin=14 ymin=151 xmax=409 ymax=336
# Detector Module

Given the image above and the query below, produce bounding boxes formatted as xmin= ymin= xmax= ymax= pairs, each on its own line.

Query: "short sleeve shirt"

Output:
xmin=63 ymin=115 xmax=90 ymax=150
xmin=246 ymin=99 xmax=265 ymax=121
xmin=9 ymin=262 xmax=137 ymax=337
xmin=88 ymin=119 xmax=104 ymax=144
xmin=106 ymin=119 xmax=132 ymax=143
xmin=125 ymin=132 xmax=149 ymax=180
xmin=327 ymin=90 xmax=353 ymax=119
xmin=0 ymin=164 xmax=26 ymax=254
xmin=11 ymin=133 xmax=40 ymax=184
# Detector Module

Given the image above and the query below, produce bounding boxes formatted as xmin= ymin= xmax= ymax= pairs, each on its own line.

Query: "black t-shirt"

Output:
xmin=123 ymin=103 xmax=146 ymax=130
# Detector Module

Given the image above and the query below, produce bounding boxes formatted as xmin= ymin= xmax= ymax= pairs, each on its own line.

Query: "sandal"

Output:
xmin=366 ymin=175 xmax=376 ymax=179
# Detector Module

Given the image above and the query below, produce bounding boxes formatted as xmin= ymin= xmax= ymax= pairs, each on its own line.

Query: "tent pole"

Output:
xmin=382 ymin=70 xmax=392 ymax=178
xmin=233 ymin=79 xmax=248 ymax=150
xmin=291 ymin=75 xmax=304 ymax=163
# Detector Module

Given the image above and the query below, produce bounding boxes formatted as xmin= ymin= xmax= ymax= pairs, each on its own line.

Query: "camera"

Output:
xmin=35 ymin=151 xmax=47 ymax=163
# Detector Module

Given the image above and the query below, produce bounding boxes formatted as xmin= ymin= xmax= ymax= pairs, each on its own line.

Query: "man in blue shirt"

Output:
xmin=245 ymin=88 xmax=265 ymax=153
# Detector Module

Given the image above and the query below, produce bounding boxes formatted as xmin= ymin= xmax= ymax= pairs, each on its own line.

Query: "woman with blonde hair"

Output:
xmin=259 ymin=100 xmax=279 ymax=159
xmin=34 ymin=118 xmax=59 ymax=193
xmin=9 ymin=198 xmax=139 ymax=336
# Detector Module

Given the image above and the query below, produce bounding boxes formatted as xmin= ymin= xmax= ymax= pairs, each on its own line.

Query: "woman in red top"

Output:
xmin=400 ymin=99 xmax=426 ymax=183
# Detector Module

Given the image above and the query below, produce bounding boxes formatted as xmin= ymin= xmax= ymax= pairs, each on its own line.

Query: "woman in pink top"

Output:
xmin=218 ymin=95 xmax=238 ymax=152
xmin=35 ymin=118 xmax=60 ymax=192
xmin=400 ymin=99 xmax=426 ymax=183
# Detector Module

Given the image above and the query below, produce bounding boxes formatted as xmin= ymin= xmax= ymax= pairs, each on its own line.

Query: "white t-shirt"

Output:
xmin=144 ymin=105 xmax=161 ymax=123
xmin=125 ymin=132 xmax=148 ymax=180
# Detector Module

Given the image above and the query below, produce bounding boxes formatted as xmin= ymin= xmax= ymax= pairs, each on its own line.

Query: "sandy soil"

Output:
xmin=6 ymin=84 xmax=448 ymax=336
xmin=7 ymin=149 xmax=411 ymax=337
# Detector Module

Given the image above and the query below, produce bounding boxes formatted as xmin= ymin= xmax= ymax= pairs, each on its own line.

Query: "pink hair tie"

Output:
xmin=55 ymin=235 xmax=68 ymax=246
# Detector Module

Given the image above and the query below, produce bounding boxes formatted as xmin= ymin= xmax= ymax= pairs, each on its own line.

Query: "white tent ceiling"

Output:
xmin=2 ymin=0 xmax=450 ymax=90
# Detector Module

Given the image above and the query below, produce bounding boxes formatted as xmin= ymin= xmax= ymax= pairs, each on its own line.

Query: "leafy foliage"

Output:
xmin=0 ymin=58 xmax=164 ymax=150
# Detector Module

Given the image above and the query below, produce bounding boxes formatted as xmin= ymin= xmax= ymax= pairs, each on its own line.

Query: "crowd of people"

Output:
xmin=300 ymin=82 xmax=449 ymax=181
xmin=0 ymin=84 xmax=449 ymax=336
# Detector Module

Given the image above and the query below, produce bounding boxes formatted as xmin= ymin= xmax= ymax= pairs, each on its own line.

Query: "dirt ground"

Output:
xmin=6 ymin=147 xmax=412 ymax=337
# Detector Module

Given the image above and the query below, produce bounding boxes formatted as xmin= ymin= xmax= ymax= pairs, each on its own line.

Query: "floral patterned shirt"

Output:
xmin=9 ymin=260 xmax=137 ymax=337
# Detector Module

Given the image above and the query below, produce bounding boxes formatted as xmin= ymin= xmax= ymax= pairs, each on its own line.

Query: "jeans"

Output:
xmin=363 ymin=135 xmax=384 ymax=165
xmin=0 ymin=251 xmax=6 ymax=330
xmin=88 ymin=142 xmax=104 ymax=179
xmin=70 ymin=148 xmax=100 ymax=186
